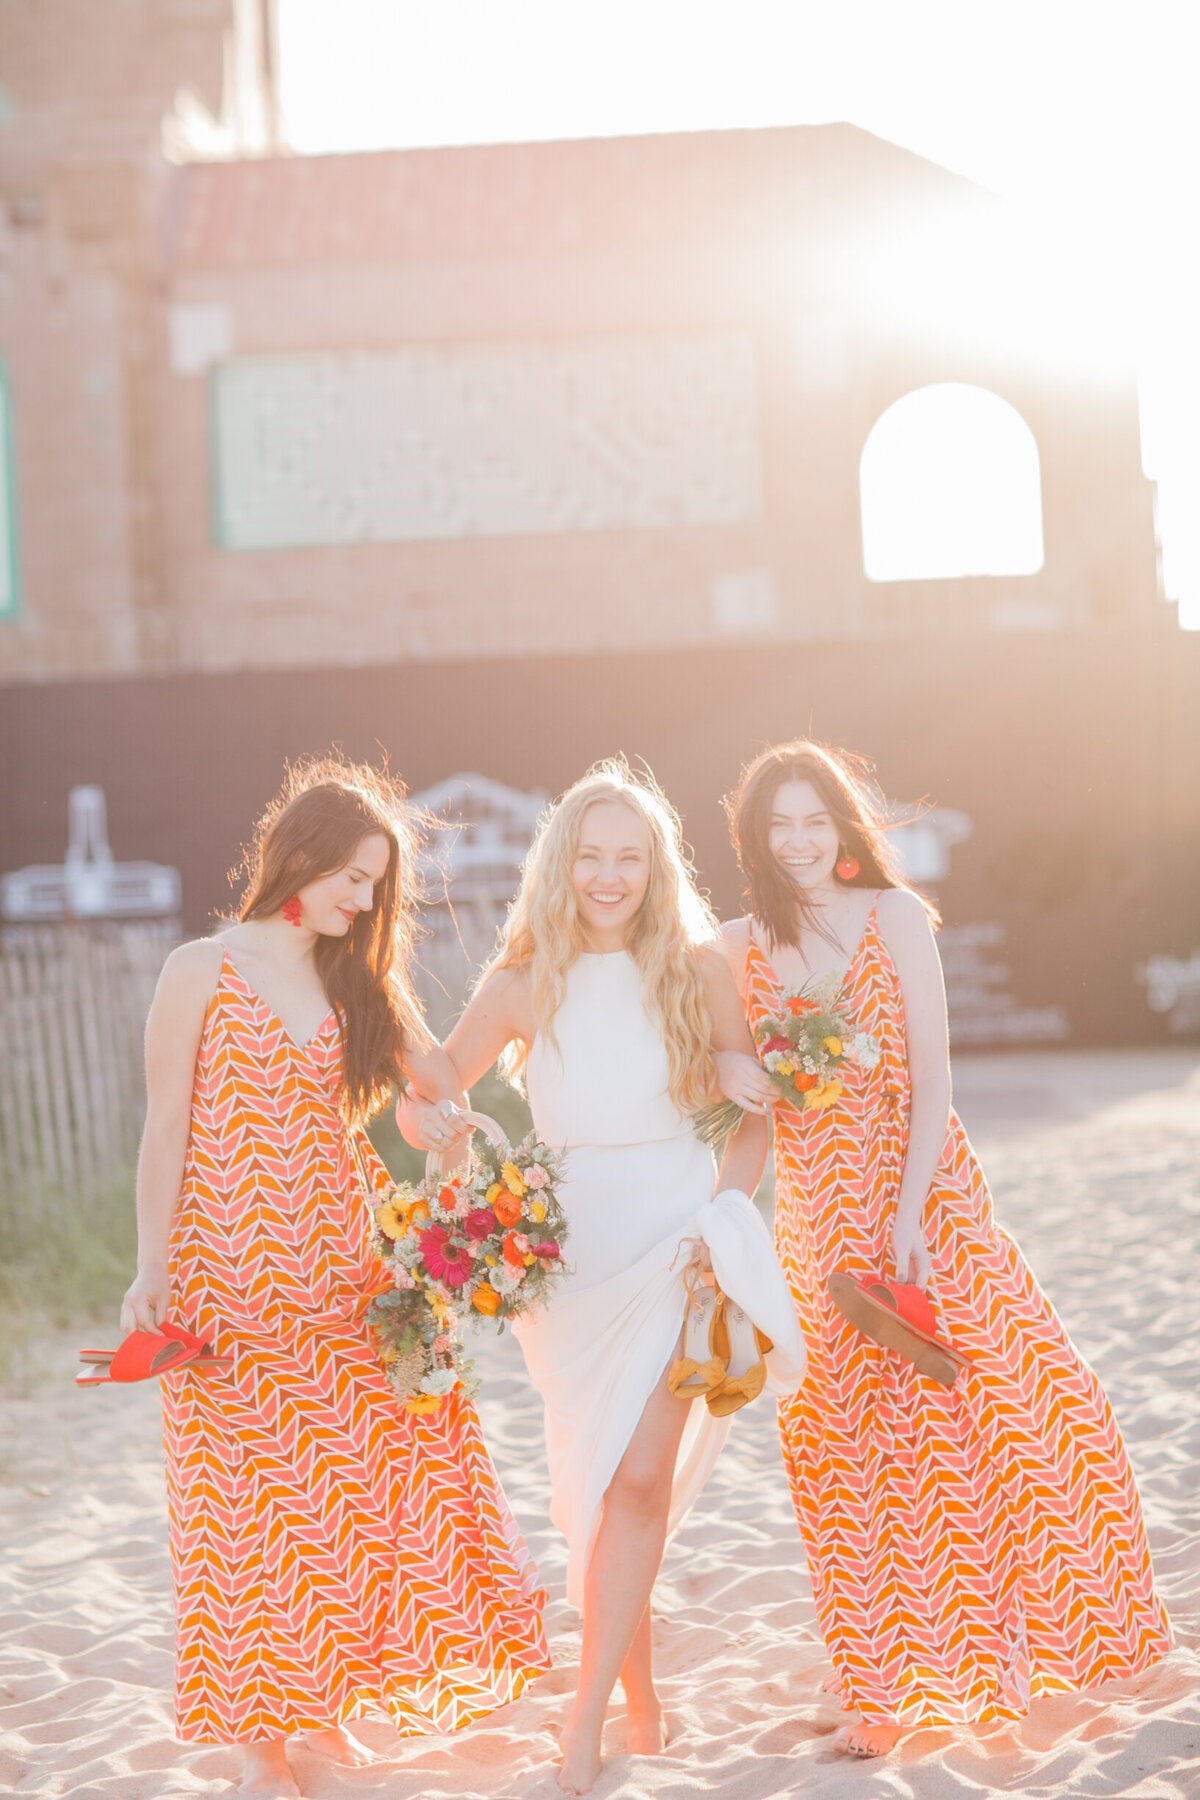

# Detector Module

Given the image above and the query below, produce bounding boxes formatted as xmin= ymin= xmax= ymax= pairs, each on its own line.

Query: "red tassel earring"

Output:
xmin=281 ymin=895 xmax=303 ymax=926
xmin=835 ymin=850 xmax=860 ymax=881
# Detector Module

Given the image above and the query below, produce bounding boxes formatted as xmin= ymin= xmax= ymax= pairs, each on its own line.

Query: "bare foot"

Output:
xmin=625 ymin=1705 xmax=669 ymax=1755
xmin=302 ymin=1724 xmax=385 ymax=1766
xmin=556 ymin=1715 xmax=604 ymax=1795
xmin=833 ymin=1719 xmax=903 ymax=1758
xmin=238 ymin=1739 xmax=300 ymax=1797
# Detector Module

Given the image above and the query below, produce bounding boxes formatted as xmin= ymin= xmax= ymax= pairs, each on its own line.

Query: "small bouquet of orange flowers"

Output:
xmin=697 ymin=973 xmax=880 ymax=1150
xmin=368 ymin=1113 xmax=567 ymax=1415
xmin=754 ymin=969 xmax=880 ymax=1112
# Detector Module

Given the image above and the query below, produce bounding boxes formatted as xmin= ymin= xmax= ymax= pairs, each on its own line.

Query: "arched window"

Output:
xmin=0 ymin=357 xmax=16 ymax=620
xmin=860 ymin=383 xmax=1044 ymax=582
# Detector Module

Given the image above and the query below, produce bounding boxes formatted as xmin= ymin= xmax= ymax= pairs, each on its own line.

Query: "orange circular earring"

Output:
xmin=835 ymin=850 xmax=860 ymax=881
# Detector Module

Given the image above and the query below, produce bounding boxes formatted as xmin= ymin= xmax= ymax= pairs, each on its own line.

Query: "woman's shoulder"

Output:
xmin=874 ymin=886 xmax=935 ymax=941
xmin=161 ymin=935 xmax=226 ymax=985
xmin=479 ymin=959 xmax=532 ymax=999
xmin=150 ymin=936 xmax=226 ymax=1022
xmin=473 ymin=959 xmax=536 ymax=1035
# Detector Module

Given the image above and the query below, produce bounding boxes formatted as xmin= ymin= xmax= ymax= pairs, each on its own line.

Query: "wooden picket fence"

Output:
xmin=0 ymin=921 xmax=179 ymax=1214
xmin=0 ymin=904 xmax=505 ymax=1223
xmin=412 ymin=899 xmax=504 ymax=1033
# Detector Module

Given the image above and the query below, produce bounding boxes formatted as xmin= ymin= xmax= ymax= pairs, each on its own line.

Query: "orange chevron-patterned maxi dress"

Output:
xmin=160 ymin=955 xmax=548 ymax=1743
xmin=743 ymin=911 xmax=1172 ymax=1727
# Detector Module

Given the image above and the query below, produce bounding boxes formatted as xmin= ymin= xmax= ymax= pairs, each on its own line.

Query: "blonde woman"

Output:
xmin=404 ymin=761 xmax=803 ymax=1796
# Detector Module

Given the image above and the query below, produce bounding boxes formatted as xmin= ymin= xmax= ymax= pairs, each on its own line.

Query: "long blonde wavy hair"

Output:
xmin=482 ymin=761 xmax=718 ymax=1114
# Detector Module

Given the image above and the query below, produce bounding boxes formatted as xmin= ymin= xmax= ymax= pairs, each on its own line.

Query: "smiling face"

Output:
xmin=570 ymin=800 xmax=653 ymax=949
xmin=293 ymin=830 xmax=392 ymax=936
xmin=766 ymin=779 xmax=841 ymax=892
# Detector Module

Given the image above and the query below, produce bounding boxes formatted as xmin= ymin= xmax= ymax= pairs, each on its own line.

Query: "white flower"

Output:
xmin=420 ymin=1368 xmax=459 ymax=1397
xmin=807 ymin=971 xmax=845 ymax=1010
xmin=849 ymin=1032 xmax=881 ymax=1070
xmin=763 ymin=1051 xmax=785 ymax=1072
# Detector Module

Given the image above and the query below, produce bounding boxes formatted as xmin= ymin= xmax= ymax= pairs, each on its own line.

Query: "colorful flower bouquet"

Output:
xmin=697 ymin=973 xmax=880 ymax=1149
xmin=755 ymin=970 xmax=881 ymax=1113
xmin=368 ymin=1112 xmax=568 ymax=1415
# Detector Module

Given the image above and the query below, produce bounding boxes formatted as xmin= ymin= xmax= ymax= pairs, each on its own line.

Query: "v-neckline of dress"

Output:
xmin=220 ymin=949 xmax=338 ymax=1053
xmin=748 ymin=901 xmax=879 ymax=998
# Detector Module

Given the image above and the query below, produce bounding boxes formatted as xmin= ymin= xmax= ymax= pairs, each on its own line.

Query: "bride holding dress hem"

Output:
xmin=402 ymin=760 xmax=805 ymax=1796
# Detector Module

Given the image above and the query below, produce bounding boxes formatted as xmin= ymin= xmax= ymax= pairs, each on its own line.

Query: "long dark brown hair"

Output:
xmin=235 ymin=755 xmax=428 ymax=1125
xmin=724 ymin=739 xmax=939 ymax=948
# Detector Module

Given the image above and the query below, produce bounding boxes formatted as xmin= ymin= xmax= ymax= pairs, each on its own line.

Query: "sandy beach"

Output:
xmin=2 ymin=1048 xmax=1197 ymax=1799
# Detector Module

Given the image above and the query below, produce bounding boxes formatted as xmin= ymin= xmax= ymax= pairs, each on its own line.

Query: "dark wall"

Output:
xmin=3 ymin=625 xmax=1197 ymax=1045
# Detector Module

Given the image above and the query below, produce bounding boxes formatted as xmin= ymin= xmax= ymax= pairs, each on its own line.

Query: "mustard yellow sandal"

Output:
xmin=668 ymin=1276 xmax=727 ymax=1400
xmin=706 ymin=1295 xmax=773 ymax=1417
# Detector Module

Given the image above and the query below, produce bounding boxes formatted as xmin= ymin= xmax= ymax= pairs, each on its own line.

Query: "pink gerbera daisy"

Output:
xmin=420 ymin=1225 xmax=471 ymax=1287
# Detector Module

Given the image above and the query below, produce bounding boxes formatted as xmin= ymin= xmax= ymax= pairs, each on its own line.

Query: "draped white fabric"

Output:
xmin=518 ymin=953 xmax=804 ymax=1606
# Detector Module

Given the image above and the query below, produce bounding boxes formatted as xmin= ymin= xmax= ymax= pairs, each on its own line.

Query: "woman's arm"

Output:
xmin=394 ymin=1035 xmax=472 ymax=1152
xmin=714 ymin=919 xmax=775 ymax=1113
xmin=699 ymin=944 xmax=770 ymax=1198
xmin=120 ymin=940 xmax=223 ymax=1333
xmin=875 ymin=888 xmax=952 ymax=1286
xmin=443 ymin=966 xmax=536 ymax=1090
xmin=401 ymin=1035 xmax=469 ymax=1107
xmin=396 ymin=967 xmax=535 ymax=1150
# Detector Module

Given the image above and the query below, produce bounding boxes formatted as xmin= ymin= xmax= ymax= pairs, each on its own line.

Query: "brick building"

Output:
xmin=1 ymin=0 xmax=1196 ymax=1046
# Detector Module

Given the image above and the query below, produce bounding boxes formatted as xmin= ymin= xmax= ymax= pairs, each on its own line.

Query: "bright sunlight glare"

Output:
xmin=275 ymin=0 xmax=1200 ymax=628
xmin=860 ymin=386 xmax=1044 ymax=584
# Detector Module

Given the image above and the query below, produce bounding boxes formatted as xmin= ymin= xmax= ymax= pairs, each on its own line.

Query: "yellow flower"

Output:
xmin=776 ymin=1058 xmax=795 ymax=1077
xmin=804 ymin=1079 xmax=844 ymax=1112
xmin=406 ymin=1393 xmax=443 ymax=1416
xmin=523 ymin=1254 xmax=536 ymax=1266
xmin=529 ymin=1200 xmax=546 ymax=1223
xmin=823 ymin=1036 xmax=843 ymax=1056
xmin=484 ymin=1254 xmax=499 ymax=1267
xmin=376 ymin=1203 xmax=406 ymax=1241
xmin=502 ymin=1161 xmax=526 ymax=1196
xmin=486 ymin=1182 xmax=503 ymax=1205
xmin=428 ymin=1294 xmax=453 ymax=1326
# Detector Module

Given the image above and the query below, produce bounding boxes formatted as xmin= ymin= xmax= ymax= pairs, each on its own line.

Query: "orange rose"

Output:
xmin=404 ymin=1198 xmax=431 ymax=1229
xmin=794 ymin=1072 xmax=817 ymax=1092
xmin=472 ymin=1284 xmax=502 ymax=1316
xmin=493 ymin=1191 xmax=523 ymax=1227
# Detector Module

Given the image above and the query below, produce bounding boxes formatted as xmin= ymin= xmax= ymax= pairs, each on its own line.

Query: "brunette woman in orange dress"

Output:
xmin=716 ymin=739 xmax=1172 ymax=1758
xmin=121 ymin=759 xmax=547 ymax=1797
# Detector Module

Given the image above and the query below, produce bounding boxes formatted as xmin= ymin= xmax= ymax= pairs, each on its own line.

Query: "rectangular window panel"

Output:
xmin=212 ymin=333 xmax=762 ymax=549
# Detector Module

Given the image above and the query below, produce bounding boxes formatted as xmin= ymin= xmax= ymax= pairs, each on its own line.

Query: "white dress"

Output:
xmin=516 ymin=950 xmax=805 ymax=1608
